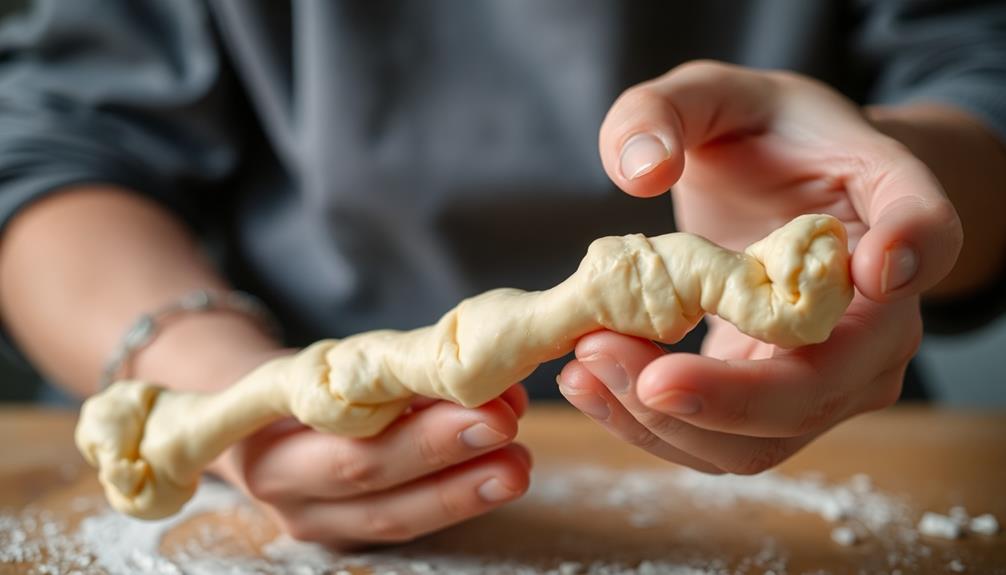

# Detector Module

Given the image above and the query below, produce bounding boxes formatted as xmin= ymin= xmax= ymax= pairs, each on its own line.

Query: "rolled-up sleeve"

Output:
xmin=0 ymin=0 xmax=242 ymax=231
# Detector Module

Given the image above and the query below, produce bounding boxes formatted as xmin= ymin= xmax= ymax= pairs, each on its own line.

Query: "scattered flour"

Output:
xmin=918 ymin=511 xmax=965 ymax=540
xmin=949 ymin=506 xmax=970 ymax=528
xmin=970 ymin=513 xmax=1000 ymax=536
xmin=917 ymin=507 xmax=1002 ymax=542
xmin=77 ymin=481 xmax=248 ymax=574
xmin=1 ymin=468 xmax=996 ymax=574
xmin=829 ymin=526 xmax=858 ymax=547
xmin=531 ymin=467 xmax=910 ymax=532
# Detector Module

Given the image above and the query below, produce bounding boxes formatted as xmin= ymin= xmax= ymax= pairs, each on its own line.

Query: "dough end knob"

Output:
xmin=75 ymin=380 xmax=196 ymax=519
xmin=745 ymin=214 xmax=854 ymax=346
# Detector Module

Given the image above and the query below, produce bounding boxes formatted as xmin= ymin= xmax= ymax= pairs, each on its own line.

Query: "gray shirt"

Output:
xmin=2 ymin=1 xmax=1005 ymax=391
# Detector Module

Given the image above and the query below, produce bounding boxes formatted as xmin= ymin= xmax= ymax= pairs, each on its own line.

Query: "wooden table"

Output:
xmin=1 ymin=405 xmax=1004 ymax=574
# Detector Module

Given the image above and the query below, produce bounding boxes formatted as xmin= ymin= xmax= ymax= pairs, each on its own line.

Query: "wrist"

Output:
xmin=131 ymin=311 xmax=290 ymax=393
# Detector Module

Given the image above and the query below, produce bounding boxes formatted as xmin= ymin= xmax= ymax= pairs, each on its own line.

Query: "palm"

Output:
xmin=668 ymin=92 xmax=890 ymax=362
xmin=672 ymin=128 xmax=869 ymax=253
xmin=671 ymin=126 xmax=921 ymax=374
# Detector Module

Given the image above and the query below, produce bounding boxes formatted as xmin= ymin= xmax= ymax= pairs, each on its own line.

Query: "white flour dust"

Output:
xmin=532 ymin=468 xmax=911 ymax=532
xmin=1 ymin=467 xmax=996 ymax=574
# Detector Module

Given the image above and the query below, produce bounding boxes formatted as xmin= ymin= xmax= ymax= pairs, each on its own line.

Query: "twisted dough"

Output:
xmin=75 ymin=214 xmax=852 ymax=518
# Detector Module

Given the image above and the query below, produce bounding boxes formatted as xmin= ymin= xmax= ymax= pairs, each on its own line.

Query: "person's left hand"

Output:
xmin=557 ymin=61 xmax=962 ymax=474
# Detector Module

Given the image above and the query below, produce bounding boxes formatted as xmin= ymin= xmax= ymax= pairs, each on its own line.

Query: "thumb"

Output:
xmin=598 ymin=60 xmax=776 ymax=198
xmin=849 ymin=142 xmax=963 ymax=301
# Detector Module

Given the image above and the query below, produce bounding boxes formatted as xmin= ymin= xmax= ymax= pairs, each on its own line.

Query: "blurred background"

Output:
xmin=0 ymin=0 xmax=1003 ymax=407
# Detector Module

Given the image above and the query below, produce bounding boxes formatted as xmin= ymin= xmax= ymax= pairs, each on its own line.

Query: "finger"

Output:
xmin=637 ymin=295 xmax=920 ymax=437
xmin=409 ymin=383 xmax=526 ymax=417
xmin=499 ymin=383 xmax=530 ymax=418
xmin=848 ymin=139 xmax=963 ymax=301
xmin=285 ymin=444 xmax=532 ymax=547
xmin=557 ymin=359 xmax=723 ymax=474
xmin=576 ymin=330 xmax=806 ymax=474
xmin=407 ymin=396 xmax=440 ymax=411
xmin=241 ymin=398 xmax=520 ymax=502
xmin=599 ymin=60 xmax=775 ymax=198
xmin=636 ymin=353 xmax=824 ymax=438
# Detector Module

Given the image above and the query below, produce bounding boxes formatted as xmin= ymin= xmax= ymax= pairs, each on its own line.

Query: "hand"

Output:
xmin=209 ymin=384 xmax=531 ymax=548
xmin=557 ymin=61 xmax=961 ymax=473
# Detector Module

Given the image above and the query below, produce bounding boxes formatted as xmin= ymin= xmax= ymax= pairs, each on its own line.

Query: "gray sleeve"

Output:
xmin=853 ymin=0 xmax=1006 ymax=142
xmin=0 ymin=0 xmax=242 ymax=230
xmin=0 ymin=0 xmax=243 ymax=369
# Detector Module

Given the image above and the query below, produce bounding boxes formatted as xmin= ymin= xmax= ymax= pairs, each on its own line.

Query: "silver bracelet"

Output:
xmin=99 ymin=290 xmax=281 ymax=390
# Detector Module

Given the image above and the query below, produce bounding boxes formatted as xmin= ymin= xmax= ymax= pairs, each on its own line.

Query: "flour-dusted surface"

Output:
xmin=4 ymin=406 xmax=1006 ymax=574
xmin=3 ymin=466 xmax=1000 ymax=575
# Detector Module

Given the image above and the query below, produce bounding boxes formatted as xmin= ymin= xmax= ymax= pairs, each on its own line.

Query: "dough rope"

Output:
xmin=75 ymin=214 xmax=853 ymax=518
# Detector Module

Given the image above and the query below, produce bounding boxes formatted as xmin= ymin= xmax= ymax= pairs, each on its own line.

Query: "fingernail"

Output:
xmin=881 ymin=244 xmax=918 ymax=293
xmin=459 ymin=423 xmax=508 ymax=450
xmin=580 ymin=354 xmax=630 ymax=393
xmin=619 ymin=133 xmax=670 ymax=180
xmin=477 ymin=477 xmax=518 ymax=503
xmin=648 ymin=391 xmax=702 ymax=416
xmin=557 ymin=381 xmax=611 ymax=420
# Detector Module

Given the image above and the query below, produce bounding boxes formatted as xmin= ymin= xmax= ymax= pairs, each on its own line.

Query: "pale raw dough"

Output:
xmin=75 ymin=214 xmax=853 ymax=519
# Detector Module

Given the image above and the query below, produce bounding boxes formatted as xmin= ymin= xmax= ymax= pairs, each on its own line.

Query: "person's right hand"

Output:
xmin=208 ymin=384 xmax=531 ymax=549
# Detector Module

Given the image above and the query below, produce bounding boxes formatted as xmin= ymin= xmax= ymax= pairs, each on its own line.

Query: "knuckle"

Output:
xmin=636 ymin=410 xmax=687 ymax=438
xmin=437 ymin=482 xmax=472 ymax=522
xmin=901 ymin=319 xmax=924 ymax=363
xmin=863 ymin=133 xmax=917 ymax=166
xmin=282 ymin=518 xmax=322 ymax=543
xmin=243 ymin=473 xmax=285 ymax=503
xmin=725 ymin=438 xmax=791 ymax=476
xmin=863 ymin=321 xmax=919 ymax=413
xmin=930 ymin=199 xmax=963 ymax=241
xmin=850 ymin=142 xmax=906 ymax=188
xmin=722 ymin=395 xmax=752 ymax=428
xmin=624 ymin=426 xmax=663 ymax=451
xmin=866 ymin=370 xmax=906 ymax=412
xmin=794 ymin=394 xmax=847 ymax=436
xmin=416 ymin=431 xmax=453 ymax=469
xmin=361 ymin=507 xmax=415 ymax=543
xmin=875 ymin=379 xmax=904 ymax=411
xmin=329 ymin=442 xmax=384 ymax=492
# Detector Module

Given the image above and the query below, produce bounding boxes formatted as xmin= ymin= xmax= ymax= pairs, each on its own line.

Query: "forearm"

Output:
xmin=0 ymin=186 xmax=283 ymax=397
xmin=867 ymin=104 xmax=1006 ymax=298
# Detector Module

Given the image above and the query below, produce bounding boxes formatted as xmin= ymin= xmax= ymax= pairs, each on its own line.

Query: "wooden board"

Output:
xmin=1 ymin=405 xmax=1004 ymax=574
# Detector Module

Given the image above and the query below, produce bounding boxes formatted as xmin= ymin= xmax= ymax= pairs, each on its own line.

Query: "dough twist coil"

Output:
xmin=76 ymin=214 xmax=853 ymax=518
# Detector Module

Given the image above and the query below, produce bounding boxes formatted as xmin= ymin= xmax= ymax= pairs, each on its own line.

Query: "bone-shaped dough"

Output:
xmin=75 ymin=214 xmax=852 ymax=519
